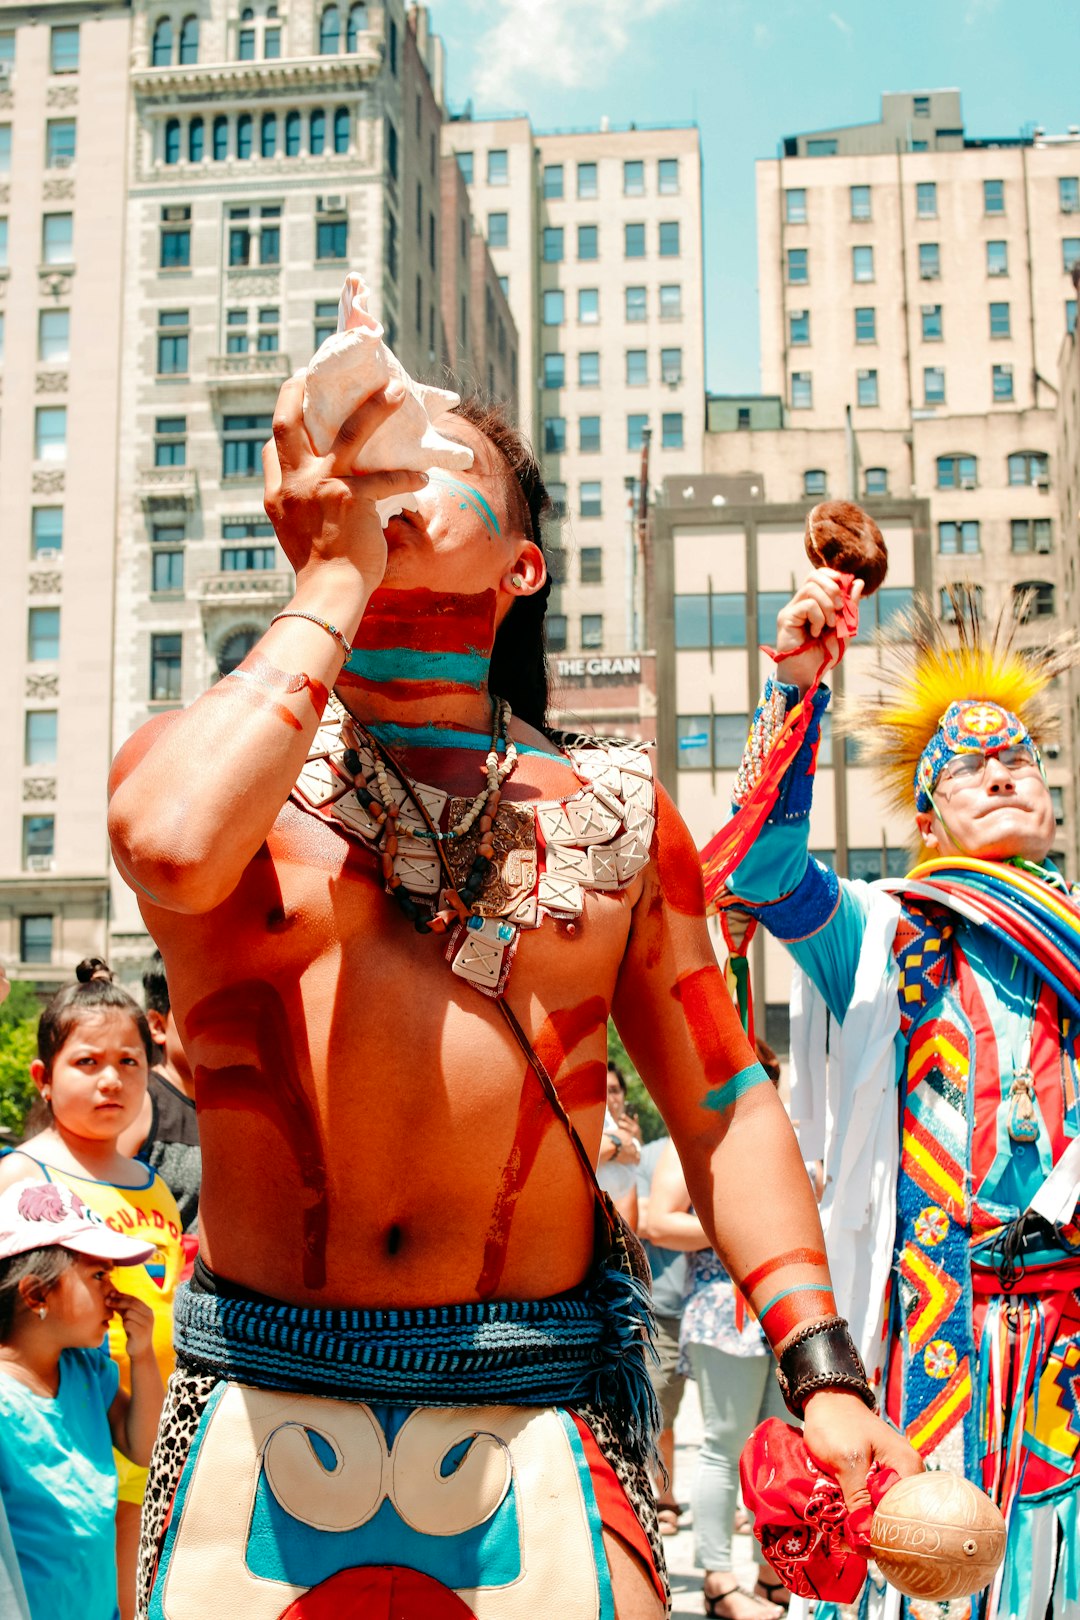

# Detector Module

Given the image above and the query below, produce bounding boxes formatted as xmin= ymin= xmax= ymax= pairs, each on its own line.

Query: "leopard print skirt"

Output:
xmin=136 ymin=1363 xmax=670 ymax=1617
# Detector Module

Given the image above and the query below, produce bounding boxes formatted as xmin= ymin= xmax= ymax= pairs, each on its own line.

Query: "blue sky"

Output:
xmin=425 ymin=0 xmax=1079 ymax=393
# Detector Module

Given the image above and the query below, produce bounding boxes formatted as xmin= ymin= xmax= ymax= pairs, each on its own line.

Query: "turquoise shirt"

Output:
xmin=0 ymin=1347 xmax=120 ymax=1620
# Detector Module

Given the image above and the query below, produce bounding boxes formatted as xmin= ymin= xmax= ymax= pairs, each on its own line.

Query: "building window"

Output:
xmin=547 ymin=482 xmax=568 ymax=520
xmin=46 ymin=119 xmax=77 ymax=168
xmin=785 ymin=187 xmax=807 ymax=224
xmin=386 ymin=120 xmax=398 ymax=179
xmin=658 ymin=157 xmax=679 ymax=194
xmin=983 ymin=178 xmax=1005 ymax=215
xmin=658 ymin=220 xmax=680 ymax=257
xmin=625 ymin=285 xmax=646 ymax=322
xmin=675 ymin=715 xmax=711 ymax=770
xmin=919 ymin=241 xmax=940 ymax=279
xmin=581 ymin=614 xmax=603 ymax=649
xmin=314 ymin=299 xmax=338 ymax=348
xmin=626 ymin=349 xmax=647 ymax=386
xmin=852 ymin=244 xmax=874 ymax=283
xmin=1014 ymin=580 xmax=1054 ymax=619
xmin=787 ymin=248 xmax=808 ymax=284
xmin=791 ymin=372 xmax=812 ymax=410
xmin=456 ymin=150 xmax=473 ymax=183
xmin=916 ymin=181 xmax=937 ymax=218
xmin=154 ymin=416 xmax=187 ymax=466
xmin=937 ymin=454 xmax=978 ymax=489
xmin=580 ymin=481 xmax=602 ymax=518
xmin=992 ymin=363 xmax=1014 ymax=401
xmin=151 ymin=633 xmax=183 ymax=700
xmin=542 ymin=225 xmax=563 ymax=262
xmin=1008 ymin=451 xmax=1049 ymax=486
xmin=42 ymin=212 xmax=73 ymax=265
xmin=31 ymin=508 xmax=64 ymax=555
xmin=543 ymin=289 xmax=564 ymax=326
xmin=486 ymin=211 xmax=508 ymax=248
xmin=578 ymin=287 xmax=599 ymax=324
xmin=580 ymin=546 xmax=603 ymax=583
xmin=921 ymin=304 xmax=943 ymax=341
xmin=285 ymin=110 xmax=301 ymax=156
xmin=850 ymin=184 xmax=871 ymax=221
xmin=806 ymin=137 xmax=837 ymax=156
xmin=661 ymin=347 xmax=682 ymax=384
xmin=543 ymin=353 xmax=565 ymax=390
xmin=988 ymin=300 xmax=1011 ymax=339
xmin=803 ymin=469 xmax=827 ymax=497
xmin=622 ymin=159 xmax=645 ymax=197
xmin=487 ymin=148 xmax=508 ymax=185
xmin=938 ymin=520 xmax=981 ymax=555
xmin=923 ymin=365 xmax=945 ymax=405
xmin=854 ymin=306 xmax=876 ymax=343
xmin=179 ymin=14 xmax=199 ymax=63
xmin=543 ymin=415 xmax=566 ymax=453
xmin=238 ymin=16 xmax=256 ymax=59
xmin=986 ymin=240 xmax=1008 ymax=276
xmin=319 ymin=5 xmax=340 ymax=52
xmin=20 ymin=917 xmax=54 ymax=966
xmin=156 ymin=309 xmax=189 ymax=374
xmin=0 ymin=31 xmax=12 ymax=64
xmin=674 ymin=593 xmax=746 ymax=651
xmin=661 ymin=412 xmax=683 ymax=449
xmin=259 ymin=205 xmax=281 ymax=265
xmin=346 ymin=2 xmax=367 ymax=48
xmin=334 ymin=106 xmax=350 ymax=154
xmin=579 ymin=415 xmax=601 ymax=453
xmin=1060 ymin=176 xmax=1080 ymax=214
xmin=257 ymin=306 xmax=279 ymax=352
xmin=164 ymin=118 xmax=181 ymax=165
xmin=34 ymin=407 xmax=67 ymax=461
xmin=789 ymin=309 xmax=810 ymax=345
xmin=222 ymin=413 xmax=273 ymax=478
xmin=227 ymin=207 xmax=252 ymax=266
xmin=1050 ymin=785 xmax=1065 ymax=825
xmin=28 ymin=608 xmax=61 ymax=662
xmin=1064 ymin=238 xmax=1080 ymax=274
xmin=857 ymin=369 xmax=878 ymax=407
xmin=23 ymin=816 xmax=55 ymax=868
xmin=543 ymin=163 xmax=563 ymax=199
xmin=659 ymin=284 xmax=682 ymax=319
xmin=25 ymin=710 xmax=58 ymax=765
xmin=546 ymin=614 xmax=568 ymax=653
xmin=577 ymin=161 xmax=597 ymax=198
xmin=160 ymin=205 xmax=191 ymax=269
xmin=624 ymin=222 xmax=645 ymax=259
xmin=189 ymin=118 xmax=204 ymax=162
xmin=577 ymin=351 xmax=599 ymax=388
xmin=913 ymin=95 xmax=930 ymax=117
xmin=1010 ymin=518 xmax=1052 ymax=554
xmin=152 ymin=548 xmax=184 ymax=594
xmin=38 ymin=308 xmax=70 ymax=363
xmin=50 ymin=25 xmax=80 ymax=73
xmin=316 ymin=214 xmax=348 ymax=260
xmin=864 ymin=466 xmax=888 ymax=496
xmin=737 ymin=408 xmax=751 ymax=428
xmin=308 ymin=109 xmax=325 ymax=156
xmin=627 ymin=414 xmax=648 ymax=450
xmin=213 ymin=114 xmax=229 ymax=161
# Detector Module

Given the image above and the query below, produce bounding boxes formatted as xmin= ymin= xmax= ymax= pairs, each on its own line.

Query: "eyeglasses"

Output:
xmin=936 ymin=744 xmax=1039 ymax=791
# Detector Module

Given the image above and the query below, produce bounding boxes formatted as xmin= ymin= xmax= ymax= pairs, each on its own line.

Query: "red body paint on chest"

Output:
xmin=671 ymin=965 xmax=750 ymax=1087
xmin=475 ymin=996 xmax=607 ymax=1299
xmin=352 ymin=587 xmax=497 ymax=656
xmin=188 ymin=980 xmax=329 ymax=1290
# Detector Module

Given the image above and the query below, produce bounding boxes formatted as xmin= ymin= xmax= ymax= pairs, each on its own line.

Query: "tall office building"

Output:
xmin=443 ymin=116 xmax=705 ymax=731
xmin=0 ymin=1 xmax=132 ymax=991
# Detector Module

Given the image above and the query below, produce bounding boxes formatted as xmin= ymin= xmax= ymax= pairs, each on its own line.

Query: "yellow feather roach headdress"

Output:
xmin=839 ymin=584 xmax=1080 ymax=810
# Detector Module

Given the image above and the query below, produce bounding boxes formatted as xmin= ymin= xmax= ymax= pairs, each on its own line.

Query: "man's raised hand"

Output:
xmin=774 ymin=568 xmax=865 ymax=695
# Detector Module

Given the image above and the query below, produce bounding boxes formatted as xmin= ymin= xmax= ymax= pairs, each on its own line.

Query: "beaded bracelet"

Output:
xmin=270 ymin=611 xmax=353 ymax=659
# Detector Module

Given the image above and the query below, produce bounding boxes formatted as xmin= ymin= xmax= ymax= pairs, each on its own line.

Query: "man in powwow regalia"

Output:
xmin=718 ymin=576 xmax=1080 ymax=1620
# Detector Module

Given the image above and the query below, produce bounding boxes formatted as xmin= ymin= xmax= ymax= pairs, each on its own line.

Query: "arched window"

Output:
xmin=309 ymin=109 xmax=326 ymax=155
xmin=236 ymin=112 xmax=253 ymax=160
xmin=1008 ymin=450 xmax=1049 ymax=487
xmin=164 ymin=118 xmax=181 ymax=164
xmin=285 ymin=109 xmax=301 ymax=157
xmin=1014 ymin=580 xmax=1055 ymax=620
xmin=241 ymin=4 xmax=254 ymax=15
xmin=333 ymin=106 xmax=350 ymax=154
xmin=217 ymin=628 xmax=261 ymax=679
xmin=179 ymin=14 xmax=199 ymax=63
xmin=802 ymin=469 xmax=826 ymax=498
xmin=261 ymin=112 xmax=277 ymax=158
xmin=319 ymin=4 xmax=340 ymax=52
xmin=936 ymin=452 xmax=977 ymax=490
xmin=346 ymin=2 xmax=367 ymax=49
xmin=212 ymin=114 xmax=229 ymax=161
xmin=151 ymin=16 xmax=174 ymax=65
xmin=188 ymin=116 xmax=204 ymax=162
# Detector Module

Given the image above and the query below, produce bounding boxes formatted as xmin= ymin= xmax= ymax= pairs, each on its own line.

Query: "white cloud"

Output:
xmin=469 ymin=0 xmax=683 ymax=104
xmin=828 ymin=11 xmax=853 ymax=36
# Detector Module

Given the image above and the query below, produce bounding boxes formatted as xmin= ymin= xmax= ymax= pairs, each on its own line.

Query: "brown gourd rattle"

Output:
xmin=869 ymin=1472 xmax=1007 ymax=1600
xmin=804 ymin=499 xmax=889 ymax=596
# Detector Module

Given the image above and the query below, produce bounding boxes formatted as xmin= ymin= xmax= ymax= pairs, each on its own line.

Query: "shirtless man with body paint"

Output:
xmin=109 ymin=380 xmax=919 ymax=1620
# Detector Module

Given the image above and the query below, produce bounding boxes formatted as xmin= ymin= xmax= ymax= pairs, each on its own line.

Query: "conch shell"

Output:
xmin=302 ymin=273 xmax=473 ymax=521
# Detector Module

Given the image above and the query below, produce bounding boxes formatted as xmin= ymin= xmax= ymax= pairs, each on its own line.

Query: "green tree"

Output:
xmin=607 ymin=1019 xmax=665 ymax=1143
xmin=0 ymin=981 xmax=40 ymax=1138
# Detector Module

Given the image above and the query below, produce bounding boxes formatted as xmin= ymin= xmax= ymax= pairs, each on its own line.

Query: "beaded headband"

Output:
xmin=914 ymin=699 xmax=1032 ymax=812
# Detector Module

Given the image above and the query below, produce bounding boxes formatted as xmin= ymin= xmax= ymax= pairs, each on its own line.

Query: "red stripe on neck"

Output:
xmin=354 ymin=587 xmax=497 ymax=655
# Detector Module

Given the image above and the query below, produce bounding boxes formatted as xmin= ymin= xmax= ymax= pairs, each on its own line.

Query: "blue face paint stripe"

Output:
xmin=758 ymin=1281 xmax=833 ymax=1318
xmin=364 ymin=721 xmax=550 ymax=756
xmin=428 ymin=471 xmax=502 ymax=538
xmin=702 ymin=1062 xmax=771 ymax=1113
xmin=343 ymin=647 xmax=491 ymax=686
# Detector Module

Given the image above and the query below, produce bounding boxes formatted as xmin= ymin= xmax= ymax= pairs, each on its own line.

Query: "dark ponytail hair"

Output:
xmin=36 ymin=958 xmax=155 ymax=1077
xmin=451 ymin=395 xmax=554 ymax=734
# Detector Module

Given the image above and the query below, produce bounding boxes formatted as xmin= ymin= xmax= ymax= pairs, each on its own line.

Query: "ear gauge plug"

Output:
xmin=510 ymin=573 xmax=525 ymax=590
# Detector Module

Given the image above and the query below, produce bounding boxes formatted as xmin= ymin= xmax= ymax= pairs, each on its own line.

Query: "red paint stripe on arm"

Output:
xmin=740 ymin=1247 xmax=829 ymax=1297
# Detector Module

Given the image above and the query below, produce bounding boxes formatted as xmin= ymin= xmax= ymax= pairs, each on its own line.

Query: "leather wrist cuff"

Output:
xmin=775 ymin=1314 xmax=877 ymax=1420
